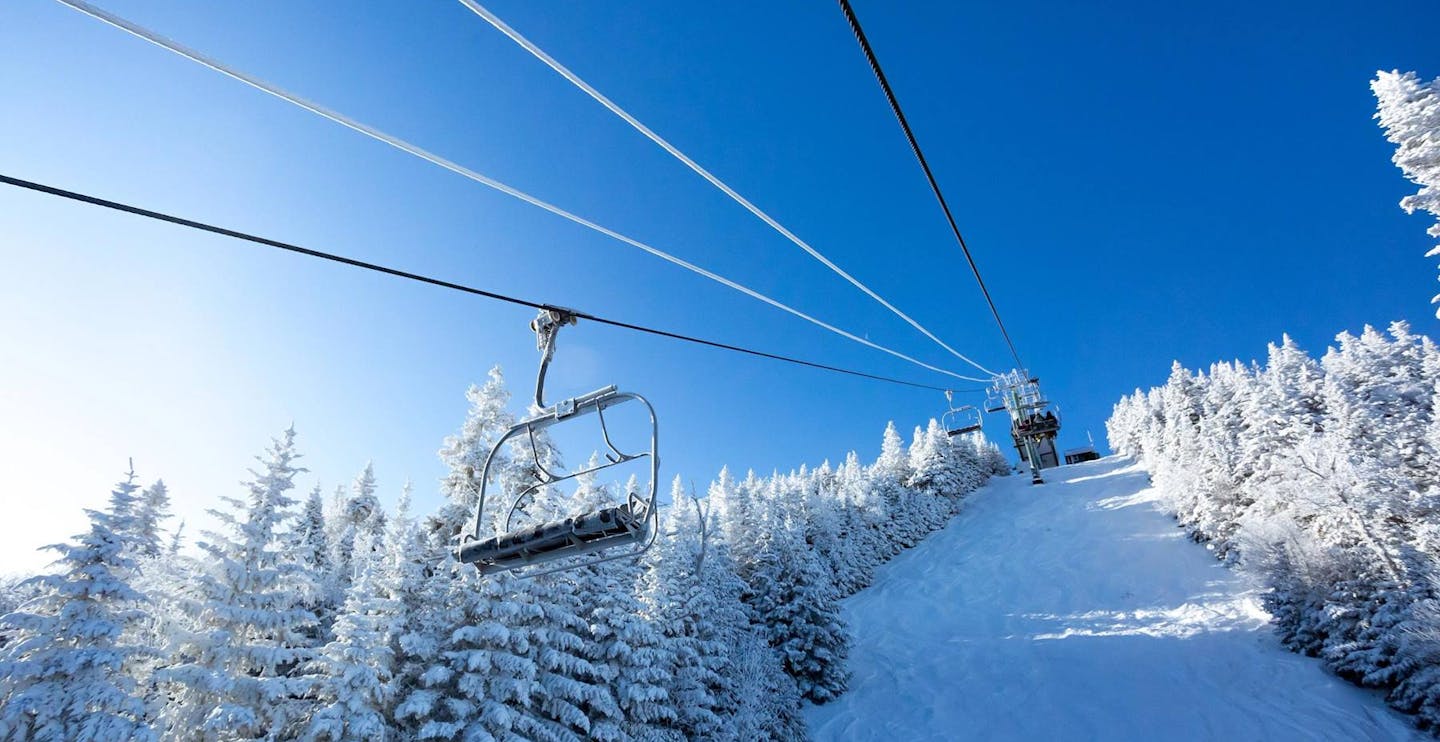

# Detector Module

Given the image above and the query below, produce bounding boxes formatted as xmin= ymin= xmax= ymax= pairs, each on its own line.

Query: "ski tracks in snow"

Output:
xmin=806 ymin=457 xmax=1421 ymax=741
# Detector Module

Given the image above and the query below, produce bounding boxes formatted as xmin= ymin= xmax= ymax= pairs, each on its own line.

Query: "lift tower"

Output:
xmin=985 ymin=371 xmax=1061 ymax=484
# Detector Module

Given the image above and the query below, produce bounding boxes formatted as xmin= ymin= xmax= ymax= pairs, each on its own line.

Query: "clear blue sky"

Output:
xmin=2 ymin=0 xmax=1436 ymax=571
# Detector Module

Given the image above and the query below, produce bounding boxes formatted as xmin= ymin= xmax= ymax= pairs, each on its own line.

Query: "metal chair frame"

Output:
xmin=454 ymin=307 xmax=660 ymax=578
xmin=942 ymin=390 xmax=984 ymax=436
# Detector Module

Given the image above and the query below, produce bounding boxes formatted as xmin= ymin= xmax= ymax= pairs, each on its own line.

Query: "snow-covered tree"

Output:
xmin=132 ymin=479 xmax=173 ymax=561
xmin=0 ymin=469 xmax=154 ymax=742
xmin=307 ymin=526 xmax=399 ymax=742
xmin=331 ymin=463 xmax=386 ymax=602
xmin=871 ymin=422 xmax=916 ymax=552
xmin=1373 ymin=70 xmax=1440 ymax=316
xmin=1107 ymin=325 xmax=1440 ymax=729
xmin=396 ymin=368 xmax=570 ymax=741
xmin=745 ymin=483 xmax=851 ymax=704
xmin=557 ymin=461 xmax=675 ymax=741
xmin=291 ymin=483 xmax=337 ymax=638
xmin=638 ymin=479 xmax=738 ymax=740
xmin=157 ymin=427 xmax=320 ymax=740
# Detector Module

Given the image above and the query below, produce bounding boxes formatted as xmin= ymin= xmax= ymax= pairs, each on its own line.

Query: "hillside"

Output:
xmin=807 ymin=457 xmax=1420 ymax=740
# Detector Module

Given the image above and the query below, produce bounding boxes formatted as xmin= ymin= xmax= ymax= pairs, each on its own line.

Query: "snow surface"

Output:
xmin=806 ymin=456 xmax=1421 ymax=741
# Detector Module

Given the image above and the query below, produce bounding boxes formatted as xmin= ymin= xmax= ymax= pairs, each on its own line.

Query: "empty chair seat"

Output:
xmin=457 ymin=501 xmax=646 ymax=571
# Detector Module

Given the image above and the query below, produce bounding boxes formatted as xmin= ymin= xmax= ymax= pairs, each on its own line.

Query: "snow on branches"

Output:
xmin=1108 ymin=323 xmax=1440 ymax=730
xmin=3 ymin=371 xmax=1005 ymax=741
xmin=1373 ymin=70 xmax=1440 ymax=317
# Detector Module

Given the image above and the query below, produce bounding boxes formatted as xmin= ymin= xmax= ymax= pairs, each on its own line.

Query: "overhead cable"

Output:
xmin=0 ymin=173 xmax=993 ymax=395
xmin=51 ymin=0 xmax=989 ymax=384
xmin=835 ymin=0 xmax=1026 ymax=372
xmin=458 ymin=0 xmax=998 ymax=379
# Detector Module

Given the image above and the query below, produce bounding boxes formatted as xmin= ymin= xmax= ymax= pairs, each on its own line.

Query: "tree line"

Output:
xmin=1107 ymin=322 xmax=1440 ymax=731
xmin=0 ymin=366 xmax=1008 ymax=741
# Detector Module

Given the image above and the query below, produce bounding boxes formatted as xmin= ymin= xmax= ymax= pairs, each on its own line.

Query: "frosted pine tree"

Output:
xmin=332 ymin=463 xmax=385 ymax=601
xmin=705 ymin=467 xmax=759 ymax=568
xmin=1322 ymin=325 xmax=1435 ymax=531
xmin=835 ymin=451 xmax=884 ymax=594
xmin=292 ymin=484 xmax=337 ymax=637
xmin=1372 ymin=70 xmax=1440 ymax=316
xmin=388 ymin=534 xmax=464 ymax=742
xmin=433 ymin=366 xmax=517 ymax=537
xmin=795 ymin=466 xmax=849 ymax=592
xmin=157 ymin=428 xmax=320 ymax=740
xmin=393 ymin=371 xmax=516 ymax=740
xmin=132 ymin=479 xmax=172 ymax=560
xmin=744 ymin=482 xmax=850 ymax=704
xmin=295 ymin=485 xmax=332 ymax=578
xmin=397 ymin=368 xmax=560 ymax=741
xmin=383 ymin=481 xmax=462 ymax=742
xmin=562 ymin=463 xmax=675 ymax=741
xmin=685 ymin=473 xmax=805 ymax=738
xmin=1314 ymin=327 xmax=1434 ymax=685
xmin=906 ymin=422 xmax=957 ymax=532
xmin=872 ymin=421 xmax=916 ymax=552
xmin=637 ymin=479 xmax=734 ymax=740
xmin=0 ymin=469 xmax=155 ymax=742
xmin=1189 ymin=361 xmax=1255 ymax=553
xmin=1240 ymin=336 xmax=1325 ymax=483
xmin=725 ymin=622 xmax=807 ymax=741
xmin=307 ymin=527 xmax=399 ymax=741
xmin=1154 ymin=362 xmax=1209 ymax=524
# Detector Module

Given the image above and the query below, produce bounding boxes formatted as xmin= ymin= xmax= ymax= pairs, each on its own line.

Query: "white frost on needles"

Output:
xmin=1373 ymin=70 xmax=1440 ymax=316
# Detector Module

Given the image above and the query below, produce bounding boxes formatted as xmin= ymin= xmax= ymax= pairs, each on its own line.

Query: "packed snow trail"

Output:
xmin=807 ymin=457 xmax=1420 ymax=741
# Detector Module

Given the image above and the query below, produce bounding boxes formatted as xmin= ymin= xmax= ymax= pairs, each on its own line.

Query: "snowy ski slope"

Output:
xmin=807 ymin=457 xmax=1421 ymax=741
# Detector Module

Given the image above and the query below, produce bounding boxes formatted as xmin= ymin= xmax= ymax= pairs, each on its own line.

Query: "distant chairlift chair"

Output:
xmin=454 ymin=307 xmax=660 ymax=577
xmin=943 ymin=390 xmax=984 ymax=436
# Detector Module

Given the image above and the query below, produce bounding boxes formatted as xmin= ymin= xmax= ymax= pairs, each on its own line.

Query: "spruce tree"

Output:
xmin=0 ymin=470 xmax=155 ymax=742
xmin=307 ymin=528 xmax=399 ymax=741
xmin=156 ymin=428 xmax=320 ymax=740
xmin=637 ymin=480 xmax=733 ymax=740
xmin=132 ymin=479 xmax=172 ymax=560
xmin=1372 ymin=69 xmax=1440 ymax=316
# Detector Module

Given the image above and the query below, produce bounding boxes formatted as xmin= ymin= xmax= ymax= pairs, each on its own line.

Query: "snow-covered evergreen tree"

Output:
xmin=396 ymin=368 xmax=568 ymax=741
xmin=157 ymin=427 xmax=320 ymax=740
xmin=0 ymin=469 xmax=155 ymax=742
xmin=331 ymin=463 xmax=386 ymax=604
xmin=872 ymin=422 xmax=915 ymax=553
xmin=744 ymin=483 xmax=851 ymax=704
xmin=132 ymin=479 xmax=173 ymax=560
xmin=558 ymin=460 xmax=676 ymax=741
xmin=1373 ymin=69 xmax=1440 ymax=316
xmin=1107 ymin=325 xmax=1440 ymax=729
xmin=834 ymin=451 xmax=885 ymax=595
xmin=637 ymin=479 xmax=738 ymax=740
xmin=307 ymin=526 xmax=398 ymax=742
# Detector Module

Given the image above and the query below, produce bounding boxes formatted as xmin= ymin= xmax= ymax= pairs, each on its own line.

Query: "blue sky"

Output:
xmin=2 ymin=0 xmax=1437 ymax=571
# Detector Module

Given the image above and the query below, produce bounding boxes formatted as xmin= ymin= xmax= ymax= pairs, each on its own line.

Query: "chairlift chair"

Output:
xmin=942 ymin=391 xmax=983 ymax=436
xmin=454 ymin=307 xmax=660 ymax=578
xmin=983 ymin=388 xmax=1008 ymax=414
